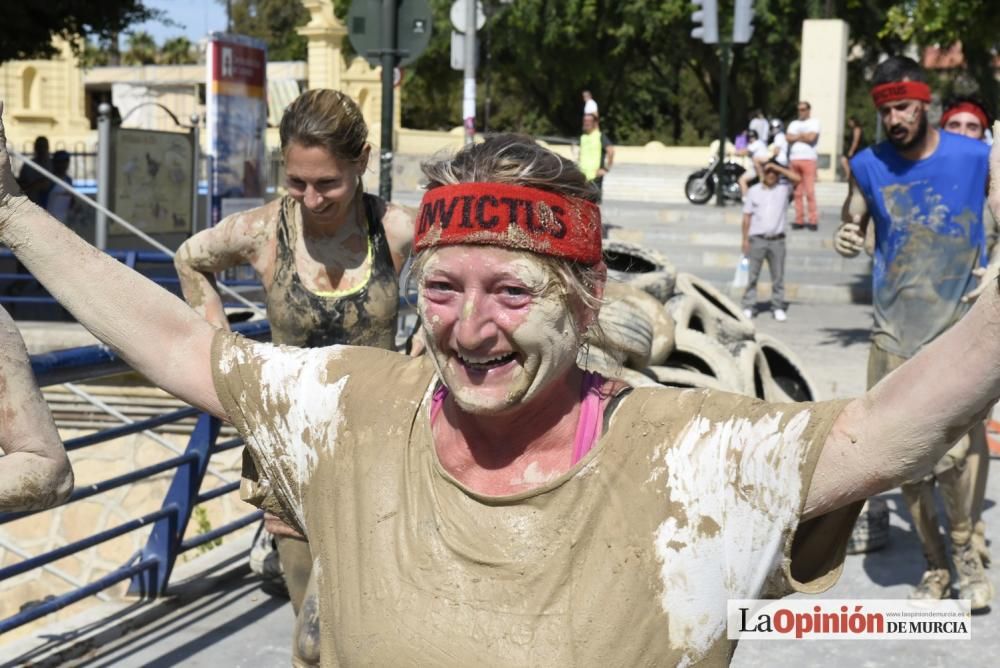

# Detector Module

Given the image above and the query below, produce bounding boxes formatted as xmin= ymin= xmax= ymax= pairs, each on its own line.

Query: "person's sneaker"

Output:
xmin=909 ymin=568 xmax=951 ymax=601
xmin=953 ymin=541 xmax=993 ymax=610
xmin=249 ymin=526 xmax=289 ymax=599
xmin=773 ymin=308 xmax=787 ymax=322
xmin=742 ymin=308 xmax=754 ymax=319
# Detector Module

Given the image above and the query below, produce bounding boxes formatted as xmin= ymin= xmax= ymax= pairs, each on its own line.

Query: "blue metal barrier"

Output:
xmin=0 ymin=249 xmax=263 ymax=311
xmin=0 ymin=320 xmax=271 ymax=635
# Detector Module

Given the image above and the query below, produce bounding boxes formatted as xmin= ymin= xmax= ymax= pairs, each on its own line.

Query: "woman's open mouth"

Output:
xmin=456 ymin=352 xmax=518 ymax=374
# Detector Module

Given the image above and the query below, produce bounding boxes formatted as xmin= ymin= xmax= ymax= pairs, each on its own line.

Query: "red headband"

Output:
xmin=414 ymin=183 xmax=603 ymax=265
xmin=941 ymin=102 xmax=989 ymax=131
xmin=871 ymin=81 xmax=931 ymax=107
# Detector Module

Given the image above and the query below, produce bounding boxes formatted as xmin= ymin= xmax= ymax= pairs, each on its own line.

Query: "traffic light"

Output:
xmin=733 ymin=0 xmax=755 ymax=44
xmin=691 ymin=0 xmax=719 ymax=45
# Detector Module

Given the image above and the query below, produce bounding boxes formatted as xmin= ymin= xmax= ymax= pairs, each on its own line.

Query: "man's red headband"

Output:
xmin=871 ymin=81 xmax=931 ymax=107
xmin=940 ymin=102 xmax=989 ymax=131
xmin=414 ymin=183 xmax=603 ymax=265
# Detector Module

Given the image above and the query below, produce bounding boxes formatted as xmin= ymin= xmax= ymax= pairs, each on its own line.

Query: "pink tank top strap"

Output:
xmin=430 ymin=383 xmax=449 ymax=424
xmin=571 ymin=371 xmax=605 ymax=465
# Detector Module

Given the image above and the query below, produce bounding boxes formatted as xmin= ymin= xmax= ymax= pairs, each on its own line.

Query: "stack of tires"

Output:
xmin=580 ymin=240 xmax=818 ymax=402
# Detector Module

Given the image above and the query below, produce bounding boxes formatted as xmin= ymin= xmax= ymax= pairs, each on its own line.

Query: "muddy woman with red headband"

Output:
xmin=4 ymin=109 xmax=1000 ymax=662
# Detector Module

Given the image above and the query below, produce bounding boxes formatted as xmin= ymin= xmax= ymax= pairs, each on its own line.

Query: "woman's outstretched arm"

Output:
xmin=0 ymin=102 xmax=223 ymax=417
xmin=0 ymin=306 xmax=72 ymax=511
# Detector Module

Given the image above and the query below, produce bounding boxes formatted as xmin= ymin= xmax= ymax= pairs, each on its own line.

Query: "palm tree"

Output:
xmin=122 ymin=31 xmax=157 ymax=66
xmin=159 ymin=37 xmax=196 ymax=65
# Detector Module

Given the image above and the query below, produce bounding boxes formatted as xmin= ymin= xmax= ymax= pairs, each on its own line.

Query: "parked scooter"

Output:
xmin=684 ymin=154 xmax=745 ymax=205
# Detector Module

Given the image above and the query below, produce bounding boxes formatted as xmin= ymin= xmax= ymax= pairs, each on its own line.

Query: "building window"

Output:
xmin=22 ymin=67 xmax=38 ymax=109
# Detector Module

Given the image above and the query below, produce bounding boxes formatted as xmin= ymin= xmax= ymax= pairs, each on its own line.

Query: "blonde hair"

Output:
xmin=279 ymin=89 xmax=368 ymax=164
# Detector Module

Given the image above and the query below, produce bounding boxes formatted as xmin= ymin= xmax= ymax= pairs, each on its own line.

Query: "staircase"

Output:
xmin=598 ymin=167 xmax=872 ymax=305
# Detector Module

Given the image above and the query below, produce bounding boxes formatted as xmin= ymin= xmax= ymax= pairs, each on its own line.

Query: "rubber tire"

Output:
xmin=605 ymin=280 xmax=675 ymax=366
xmin=645 ymin=366 xmax=729 ymax=391
xmin=603 ymin=240 xmax=677 ymax=303
xmin=685 ymin=170 xmax=714 ymax=205
xmin=661 ymin=328 xmax=742 ymax=392
xmin=673 ymin=272 xmax=756 ymax=345
xmin=756 ymin=332 xmax=818 ymax=402
xmin=846 ymin=497 xmax=890 ymax=554
xmin=665 ymin=293 xmax=703 ymax=334
xmin=594 ymin=296 xmax=655 ymax=369
xmin=728 ymin=339 xmax=771 ymax=400
xmin=578 ymin=344 xmax=621 ymax=377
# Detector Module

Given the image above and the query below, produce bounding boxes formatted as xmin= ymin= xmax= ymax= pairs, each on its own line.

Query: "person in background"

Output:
xmin=749 ymin=109 xmax=770 ymax=149
xmin=768 ymin=118 xmax=789 ymax=167
xmin=740 ymin=160 xmax=800 ymax=322
xmin=786 ymin=101 xmax=821 ymax=230
xmin=582 ymin=90 xmax=599 ymax=118
xmin=578 ymin=113 xmax=614 ymax=203
xmin=45 ymin=151 xmax=74 ymax=224
xmin=173 ymin=89 xmax=413 ymax=666
xmin=939 ymin=94 xmax=995 ymax=570
xmin=737 ymin=129 xmax=771 ymax=195
xmin=839 ymin=116 xmax=865 ymax=183
xmin=16 ymin=136 xmax=52 ymax=208
xmin=834 ymin=55 xmax=994 ymax=609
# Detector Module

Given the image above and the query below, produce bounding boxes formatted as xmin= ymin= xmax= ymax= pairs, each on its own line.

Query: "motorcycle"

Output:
xmin=684 ymin=155 xmax=746 ymax=205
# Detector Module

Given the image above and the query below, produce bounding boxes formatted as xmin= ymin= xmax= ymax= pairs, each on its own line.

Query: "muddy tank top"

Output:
xmin=265 ymin=194 xmax=399 ymax=350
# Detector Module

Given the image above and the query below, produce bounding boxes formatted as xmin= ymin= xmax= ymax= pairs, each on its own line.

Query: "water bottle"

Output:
xmin=732 ymin=255 xmax=749 ymax=288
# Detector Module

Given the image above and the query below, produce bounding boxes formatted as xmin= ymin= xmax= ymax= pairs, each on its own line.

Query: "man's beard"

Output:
xmin=888 ymin=111 xmax=928 ymax=151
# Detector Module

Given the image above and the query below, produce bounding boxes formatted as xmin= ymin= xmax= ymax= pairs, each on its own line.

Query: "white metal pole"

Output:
xmin=462 ymin=0 xmax=477 ymax=144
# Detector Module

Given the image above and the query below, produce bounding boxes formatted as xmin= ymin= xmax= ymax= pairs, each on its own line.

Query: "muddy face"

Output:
xmin=418 ymin=247 xmax=580 ymax=414
xmin=284 ymin=142 xmax=365 ymax=226
xmin=878 ymin=99 xmax=928 ymax=151
xmin=943 ymin=111 xmax=986 ymax=141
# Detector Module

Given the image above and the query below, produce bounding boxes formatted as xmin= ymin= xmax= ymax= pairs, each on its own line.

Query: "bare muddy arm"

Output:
xmin=175 ymin=218 xmax=263 ymax=329
xmin=0 ymin=103 xmax=223 ymax=417
xmin=833 ymin=174 xmax=869 ymax=258
xmin=805 ymin=127 xmax=1000 ymax=519
xmin=382 ymin=202 xmax=415 ymax=276
xmin=0 ymin=306 xmax=72 ymax=511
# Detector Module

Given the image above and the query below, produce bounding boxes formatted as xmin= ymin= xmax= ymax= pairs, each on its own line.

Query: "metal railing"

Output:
xmin=0 ymin=320 xmax=270 ymax=635
xmin=0 ymin=249 xmax=263 ymax=313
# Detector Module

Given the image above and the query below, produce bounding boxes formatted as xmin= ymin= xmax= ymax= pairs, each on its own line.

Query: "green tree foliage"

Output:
xmin=328 ymin=1 xmax=1000 ymax=145
xmin=122 ymin=31 xmax=157 ymax=66
xmin=159 ymin=37 xmax=197 ymax=65
xmin=218 ymin=0 xmax=310 ymax=61
xmin=0 ymin=2 xmax=160 ymax=64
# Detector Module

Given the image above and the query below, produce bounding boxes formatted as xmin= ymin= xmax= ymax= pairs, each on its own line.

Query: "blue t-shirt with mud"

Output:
xmin=850 ymin=131 xmax=989 ymax=358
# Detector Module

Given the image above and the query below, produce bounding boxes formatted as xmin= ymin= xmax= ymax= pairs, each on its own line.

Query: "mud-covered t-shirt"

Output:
xmin=212 ymin=331 xmax=859 ymax=667
xmin=850 ymin=132 xmax=990 ymax=358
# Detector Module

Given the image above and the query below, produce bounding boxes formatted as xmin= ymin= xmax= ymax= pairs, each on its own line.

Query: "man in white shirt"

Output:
xmin=786 ymin=100 xmax=821 ymax=230
xmin=740 ymin=161 xmax=801 ymax=321
xmin=582 ymin=90 xmax=599 ymax=118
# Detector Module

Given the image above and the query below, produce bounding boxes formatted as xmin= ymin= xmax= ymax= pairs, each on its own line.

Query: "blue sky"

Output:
xmin=131 ymin=0 xmax=229 ymax=45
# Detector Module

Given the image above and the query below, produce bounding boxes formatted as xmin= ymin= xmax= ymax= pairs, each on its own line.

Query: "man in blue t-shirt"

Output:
xmin=834 ymin=56 xmax=993 ymax=610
